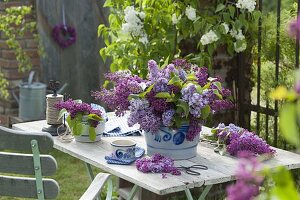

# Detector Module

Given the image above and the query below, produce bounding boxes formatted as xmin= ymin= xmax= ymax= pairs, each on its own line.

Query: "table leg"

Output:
xmin=127 ymin=184 xmax=140 ymax=200
xmin=85 ymin=163 xmax=95 ymax=181
xmin=184 ymin=189 xmax=194 ymax=200
xmin=198 ymin=185 xmax=213 ymax=200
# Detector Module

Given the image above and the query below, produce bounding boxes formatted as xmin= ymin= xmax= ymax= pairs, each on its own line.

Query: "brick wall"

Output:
xmin=0 ymin=0 xmax=41 ymax=127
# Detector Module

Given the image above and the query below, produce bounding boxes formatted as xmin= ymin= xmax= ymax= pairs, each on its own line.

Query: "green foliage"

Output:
xmin=99 ymin=0 xmax=259 ymax=77
xmin=0 ymin=4 xmax=37 ymax=99
xmin=251 ymin=3 xmax=297 ymax=147
xmin=0 ymin=73 xmax=9 ymax=99
xmin=258 ymin=167 xmax=300 ymax=200
xmin=279 ymin=102 xmax=300 ymax=147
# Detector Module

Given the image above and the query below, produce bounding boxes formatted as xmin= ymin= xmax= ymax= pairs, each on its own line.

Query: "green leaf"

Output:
xmin=73 ymin=122 xmax=83 ymax=136
xmin=139 ymin=84 xmax=154 ymax=98
xmin=160 ymin=56 xmax=170 ymax=69
xmin=155 ymin=92 xmax=171 ymax=99
xmin=97 ymin=24 xmax=106 ymax=37
xmin=168 ymin=75 xmax=183 ymax=88
xmin=99 ymin=48 xmax=107 ymax=63
xmin=103 ymin=0 xmax=112 ymax=7
xmin=269 ymin=166 xmax=300 ymax=200
xmin=186 ymin=74 xmax=198 ymax=81
xmin=279 ymin=103 xmax=300 ymax=147
xmin=87 ymin=113 xmax=102 ymax=122
xmin=228 ymin=6 xmax=236 ymax=18
xmin=213 ymin=81 xmax=222 ymax=91
xmin=252 ymin=10 xmax=261 ymax=21
xmin=89 ymin=127 xmax=96 ymax=141
xmin=174 ymin=115 xmax=183 ymax=128
xmin=213 ymin=89 xmax=223 ymax=99
xmin=177 ymin=100 xmax=189 ymax=117
xmin=201 ymin=105 xmax=211 ymax=119
xmin=66 ymin=116 xmax=75 ymax=129
xmin=223 ymin=13 xmax=231 ymax=22
xmin=215 ymin=4 xmax=225 ymax=13
xmin=195 ymin=85 xmax=203 ymax=93
xmin=168 ymin=75 xmax=181 ymax=85
xmin=203 ymin=83 xmax=211 ymax=90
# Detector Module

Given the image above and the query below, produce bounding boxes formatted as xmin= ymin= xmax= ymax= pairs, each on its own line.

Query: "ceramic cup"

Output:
xmin=110 ymin=139 xmax=136 ymax=160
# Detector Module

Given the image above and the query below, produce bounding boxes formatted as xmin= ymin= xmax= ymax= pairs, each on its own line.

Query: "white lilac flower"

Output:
xmin=234 ymin=40 xmax=247 ymax=53
xmin=236 ymin=0 xmax=256 ymax=12
xmin=185 ymin=5 xmax=197 ymax=21
xmin=172 ymin=13 xmax=181 ymax=25
xmin=222 ymin=23 xmax=230 ymax=34
xmin=230 ymin=29 xmax=245 ymax=40
xmin=200 ymin=30 xmax=219 ymax=45
xmin=122 ymin=6 xmax=146 ymax=37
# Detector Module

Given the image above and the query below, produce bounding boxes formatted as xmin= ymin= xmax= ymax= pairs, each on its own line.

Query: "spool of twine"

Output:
xmin=46 ymin=94 xmax=63 ymax=125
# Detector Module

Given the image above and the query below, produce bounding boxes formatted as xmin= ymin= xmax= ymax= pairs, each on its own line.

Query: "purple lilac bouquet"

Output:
xmin=55 ymin=99 xmax=103 ymax=140
xmin=212 ymin=123 xmax=276 ymax=157
xmin=93 ymin=59 xmax=233 ymax=141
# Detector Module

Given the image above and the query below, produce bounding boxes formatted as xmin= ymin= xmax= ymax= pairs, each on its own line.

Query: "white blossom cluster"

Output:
xmin=122 ymin=6 xmax=148 ymax=44
xmin=200 ymin=30 xmax=219 ymax=45
xmin=230 ymin=29 xmax=245 ymax=40
xmin=230 ymin=28 xmax=247 ymax=52
xmin=222 ymin=23 xmax=230 ymax=34
xmin=236 ymin=0 xmax=256 ymax=12
xmin=172 ymin=13 xmax=181 ymax=25
xmin=185 ymin=5 xmax=197 ymax=21
xmin=234 ymin=41 xmax=247 ymax=52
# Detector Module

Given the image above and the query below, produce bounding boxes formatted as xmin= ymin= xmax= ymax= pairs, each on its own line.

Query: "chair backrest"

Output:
xmin=0 ymin=126 xmax=59 ymax=199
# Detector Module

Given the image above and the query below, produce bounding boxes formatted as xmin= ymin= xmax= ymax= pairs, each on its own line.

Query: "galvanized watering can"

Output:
xmin=16 ymin=71 xmax=47 ymax=121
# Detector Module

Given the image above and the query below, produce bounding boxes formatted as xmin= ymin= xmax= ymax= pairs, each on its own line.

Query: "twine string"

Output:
xmin=57 ymin=124 xmax=74 ymax=143
xmin=46 ymin=94 xmax=63 ymax=125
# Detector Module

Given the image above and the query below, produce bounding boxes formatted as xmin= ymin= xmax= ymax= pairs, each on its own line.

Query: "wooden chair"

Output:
xmin=0 ymin=126 xmax=112 ymax=200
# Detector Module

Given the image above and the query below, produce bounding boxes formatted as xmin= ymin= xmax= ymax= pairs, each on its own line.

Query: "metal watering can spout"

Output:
xmin=28 ymin=71 xmax=35 ymax=86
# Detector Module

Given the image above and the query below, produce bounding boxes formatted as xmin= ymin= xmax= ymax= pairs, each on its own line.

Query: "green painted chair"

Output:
xmin=0 ymin=126 xmax=112 ymax=200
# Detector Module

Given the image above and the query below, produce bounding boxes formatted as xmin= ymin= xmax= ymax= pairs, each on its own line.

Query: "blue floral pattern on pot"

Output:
xmin=145 ymin=125 xmax=200 ymax=160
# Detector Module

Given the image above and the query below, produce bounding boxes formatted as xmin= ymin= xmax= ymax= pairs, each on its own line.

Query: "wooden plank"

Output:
xmin=36 ymin=0 xmax=109 ymax=103
xmin=0 ymin=125 xmax=53 ymax=154
xmin=0 ymin=152 xmax=57 ymax=176
xmin=0 ymin=175 xmax=59 ymax=199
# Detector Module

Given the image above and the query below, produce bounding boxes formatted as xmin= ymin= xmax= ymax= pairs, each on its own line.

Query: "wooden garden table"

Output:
xmin=13 ymin=120 xmax=300 ymax=200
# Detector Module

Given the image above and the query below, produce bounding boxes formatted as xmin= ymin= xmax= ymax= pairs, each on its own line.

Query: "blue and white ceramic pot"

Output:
xmin=74 ymin=116 xmax=105 ymax=143
xmin=144 ymin=125 xmax=200 ymax=160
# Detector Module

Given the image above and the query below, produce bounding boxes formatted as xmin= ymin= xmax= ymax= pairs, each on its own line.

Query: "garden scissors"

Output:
xmin=177 ymin=164 xmax=208 ymax=176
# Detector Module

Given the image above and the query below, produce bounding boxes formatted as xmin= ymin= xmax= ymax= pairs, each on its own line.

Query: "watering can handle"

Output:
xmin=28 ymin=71 xmax=35 ymax=86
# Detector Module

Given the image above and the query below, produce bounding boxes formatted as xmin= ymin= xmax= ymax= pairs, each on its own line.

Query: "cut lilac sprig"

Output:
xmin=135 ymin=153 xmax=181 ymax=177
xmin=212 ymin=123 xmax=276 ymax=157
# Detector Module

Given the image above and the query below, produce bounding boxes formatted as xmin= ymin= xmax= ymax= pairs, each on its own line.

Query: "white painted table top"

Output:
xmin=12 ymin=120 xmax=300 ymax=195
